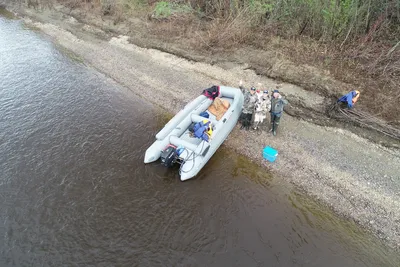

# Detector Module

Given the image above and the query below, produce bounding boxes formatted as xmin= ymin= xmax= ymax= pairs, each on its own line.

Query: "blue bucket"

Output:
xmin=263 ymin=146 xmax=278 ymax=162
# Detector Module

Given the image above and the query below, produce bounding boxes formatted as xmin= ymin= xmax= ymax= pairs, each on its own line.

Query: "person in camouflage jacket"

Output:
xmin=239 ymin=80 xmax=258 ymax=130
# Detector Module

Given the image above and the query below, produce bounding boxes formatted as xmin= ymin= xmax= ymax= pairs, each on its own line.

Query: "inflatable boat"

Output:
xmin=144 ymin=85 xmax=244 ymax=181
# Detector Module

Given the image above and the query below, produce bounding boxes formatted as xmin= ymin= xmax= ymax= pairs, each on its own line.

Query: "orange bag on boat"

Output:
xmin=207 ymin=97 xmax=230 ymax=120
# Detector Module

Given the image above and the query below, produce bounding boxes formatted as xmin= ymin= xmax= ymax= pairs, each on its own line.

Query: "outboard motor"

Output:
xmin=160 ymin=144 xmax=185 ymax=167
xmin=160 ymin=145 xmax=177 ymax=167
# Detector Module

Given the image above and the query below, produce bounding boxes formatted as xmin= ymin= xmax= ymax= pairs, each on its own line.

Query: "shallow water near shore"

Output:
xmin=0 ymin=13 xmax=399 ymax=266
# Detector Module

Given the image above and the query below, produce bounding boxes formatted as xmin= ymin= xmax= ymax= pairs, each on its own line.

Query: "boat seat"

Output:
xmin=169 ymin=135 xmax=210 ymax=156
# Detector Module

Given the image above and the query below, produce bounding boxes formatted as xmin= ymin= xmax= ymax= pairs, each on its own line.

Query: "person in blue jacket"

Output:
xmin=337 ymin=90 xmax=360 ymax=108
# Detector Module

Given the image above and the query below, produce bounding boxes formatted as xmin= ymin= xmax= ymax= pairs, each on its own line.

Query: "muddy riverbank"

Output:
xmin=2 ymin=3 xmax=400 ymax=251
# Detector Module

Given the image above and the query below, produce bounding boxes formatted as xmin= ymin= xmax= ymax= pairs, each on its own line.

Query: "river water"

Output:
xmin=0 ymin=12 xmax=398 ymax=267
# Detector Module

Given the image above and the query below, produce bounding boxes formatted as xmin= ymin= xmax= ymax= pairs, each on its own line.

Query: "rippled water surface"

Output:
xmin=0 ymin=13 xmax=398 ymax=266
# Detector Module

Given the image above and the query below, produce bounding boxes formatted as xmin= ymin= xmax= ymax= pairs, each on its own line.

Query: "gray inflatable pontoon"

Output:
xmin=144 ymin=86 xmax=244 ymax=181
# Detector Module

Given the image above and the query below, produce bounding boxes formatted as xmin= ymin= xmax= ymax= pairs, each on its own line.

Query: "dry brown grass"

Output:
xmin=148 ymin=7 xmax=258 ymax=51
xmin=330 ymin=40 xmax=400 ymax=123
xmin=197 ymin=12 xmax=253 ymax=49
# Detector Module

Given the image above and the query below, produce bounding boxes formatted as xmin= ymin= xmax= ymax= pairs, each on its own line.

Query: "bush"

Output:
xmin=151 ymin=1 xmax=193 ymax=19
xmin=184 ymin=0 xmax=400 ymax=43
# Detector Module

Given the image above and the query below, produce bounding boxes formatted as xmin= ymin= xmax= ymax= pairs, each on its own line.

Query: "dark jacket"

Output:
xmin=270 ymin=97 xmax=288 ymax=117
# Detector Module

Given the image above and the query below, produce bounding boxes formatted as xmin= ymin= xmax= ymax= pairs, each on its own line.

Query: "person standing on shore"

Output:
xmin=253 ymin=90 xmax=271 ymax=130
xmin=239 ymin=80 xmax=258 ymax=130
xmin=270 ymin=90 xmax=288 ymax=136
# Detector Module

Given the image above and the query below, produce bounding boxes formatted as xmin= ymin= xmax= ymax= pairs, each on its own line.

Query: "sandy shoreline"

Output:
xmin=2 ymin=4 xmax=400 ymax=251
